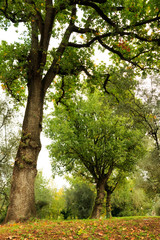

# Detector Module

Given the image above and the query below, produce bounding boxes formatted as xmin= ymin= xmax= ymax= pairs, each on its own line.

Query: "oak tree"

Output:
xmin=0 ymin=0 xmax=159 ymax=222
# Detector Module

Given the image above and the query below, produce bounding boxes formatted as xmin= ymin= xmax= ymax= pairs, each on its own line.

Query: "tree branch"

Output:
xmin=103 ymin=74 xmax=120 ymax=103
xmin=131 ymin=16 xmax=160 ymax=29
xmin=97 ymin=38 xmax=144 ymax=69
xmin=71 ymin=0 xmax=117 ymax=28
xmin=117 ymin=30 xmax=160 ymax=45
xmin=43 ymin=5 xmax=77 ymax=92
xmin=56 ymin=76 xmax=65 ymax=105
xmin=40 ymin=1 xmax=56 ymax=55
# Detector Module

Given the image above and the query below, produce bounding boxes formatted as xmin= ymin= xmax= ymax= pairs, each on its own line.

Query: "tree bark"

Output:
xmin=90 ymin=180 xmax=105 ymax=219
xmin=4 ymin=79 xmax=45 ymax=223
xmin=106 ymin=190 xmax=112 ymax=218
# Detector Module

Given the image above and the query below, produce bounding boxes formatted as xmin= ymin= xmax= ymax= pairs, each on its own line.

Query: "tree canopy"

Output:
xmin=0 ymin=0 xmax=159 ymax=102
xmin=45 ymin=91 xmax=146 ymax=218
xmin=46 ymin=92 xmax=144 ymax=175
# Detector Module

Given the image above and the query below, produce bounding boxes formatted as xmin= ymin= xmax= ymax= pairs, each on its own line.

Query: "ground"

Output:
xmin=0 ymin=216 xmax=160 ymax=239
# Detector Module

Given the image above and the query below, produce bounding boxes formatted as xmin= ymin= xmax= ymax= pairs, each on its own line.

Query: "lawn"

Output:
xmin=0 ymin=216 xmax=160 ymax=239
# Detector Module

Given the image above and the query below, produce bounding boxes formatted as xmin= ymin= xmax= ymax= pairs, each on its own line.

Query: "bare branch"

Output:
xmin=56 ymin=76 xmax=65 ymax=105
xmin=131 ymin=16 xmax=160 ymax=29
xmin=116 ymin=29 xmax=160 ymax=45
xmin=97 ymin=39 xmax=144 ymax=69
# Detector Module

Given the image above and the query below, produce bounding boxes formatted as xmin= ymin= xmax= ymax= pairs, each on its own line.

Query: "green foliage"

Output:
xmin=145 ymin=149 xmax=160 ymax=194
xmin=62 ymin=180 xmax=95 ymax=219
xmin=0 ymin=0 xmax=159 ymax=105
xmin=111 ymin=178 xmax=152 ymax=217
xmin=35 ymin=171 xmax=53 ymax=217
xmin=153 ymin=197 xmax=160 ymax=216
xmin=0 ymin=40 xmax=29 ymax=103
xmin=0 ymin=0 xmax=159 ymax=222
xmin=0 ymin=181 xmax=10 ymax=223
xmin=0 ymin=97 xmax=20 ymax=222
xmin=45 ymin=90 xmax=146 ymax=219
xmin=133 ymin=146 xmax=160 ymax=218
xmin=45 ymin=91 xmax=145 ymax=181
xmin=35 ymin=171 xmax=65 ymax=219
xmin=132 ymin=74 xmax=160 ymax=150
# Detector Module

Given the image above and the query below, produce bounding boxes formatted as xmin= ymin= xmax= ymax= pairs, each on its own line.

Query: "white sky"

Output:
xmin=0 ymin=25 xmax=68 ymax=189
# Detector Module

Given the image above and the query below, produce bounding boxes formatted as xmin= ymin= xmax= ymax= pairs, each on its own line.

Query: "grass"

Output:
xmin=0 ymin=216 xmax=160 ymax=239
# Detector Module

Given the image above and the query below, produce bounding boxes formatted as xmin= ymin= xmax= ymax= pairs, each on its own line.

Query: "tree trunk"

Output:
xmin=106 ymin=190 xmax=112 ymax=218
xmin=90 ymin=180 xmax=105 ymax=219
xmin=4 ymin=80 xmax=45 ymax=223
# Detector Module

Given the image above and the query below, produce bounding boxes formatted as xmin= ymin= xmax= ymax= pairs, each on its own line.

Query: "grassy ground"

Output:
xmin=0 ymin=216 xmax=160 ymax=239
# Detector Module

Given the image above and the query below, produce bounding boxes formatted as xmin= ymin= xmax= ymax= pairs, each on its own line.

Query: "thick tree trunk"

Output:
xmin=106 ymin=190 xmax=112 ymax=218
xmin=4 ymin=80 xmax=44 ymax=223
xmin=90 ymin=180 xmax=105 ymax=219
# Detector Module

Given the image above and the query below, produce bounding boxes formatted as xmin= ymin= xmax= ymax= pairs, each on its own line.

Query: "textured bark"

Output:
xmin=4 ymin=79 xmax=45 ymax=223
xmin=4 ymin=2 xmax=74 ymax=222
xmin=106 ymin=190 xmax=112 ymax=218
xmin=90 ymin=180 xmax=105 ymax=219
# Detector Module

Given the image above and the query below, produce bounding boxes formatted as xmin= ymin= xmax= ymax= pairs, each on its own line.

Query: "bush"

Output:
xmin=153 ymin=197 xmax=160 ymax=216
xmin=111 ymin=179 xmax=151 ymax=217
xmin=35 ymin=172 xmax=65 ymax=219
xmin=63 ymin=182 xmax=95 ymax=219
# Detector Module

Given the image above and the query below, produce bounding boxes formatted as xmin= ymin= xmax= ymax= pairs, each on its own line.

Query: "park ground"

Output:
xmin=0 ymin=216 xmax=160 ymax=239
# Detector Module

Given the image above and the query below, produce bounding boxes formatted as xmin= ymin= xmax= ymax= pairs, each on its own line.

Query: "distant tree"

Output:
xmin=62 ymin=180 xmax=95 ymax=219
xmin=134 ymin=142 xmax=160 ymax=217
xmin=0 ymin=98 xmax=20 ymax=222
xmin=125 ymin=74 xmax=160 ymax=150
xmin=138 ymin=149 xmax=160 ymax=196
xmin=45 ymin=91 xmax=145 ymax=218
xmin=120 ymin=74 xmax=160 ymax=217
xmin=111 ymin=178 xmax=151 ymax=217
xmin=104 ymin=171 xmax=126 ymax=218
xmin=153 ymin=197 xmax=160 ymax=216
xmin=35 ymin=171 xmax=53 ymax=217
xmin=35 ymin=171 xmax=65 ymax=219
